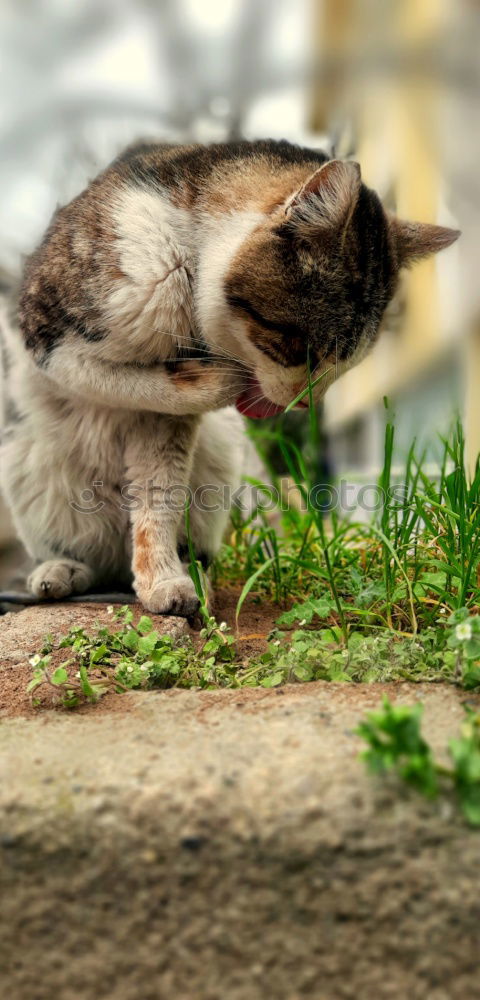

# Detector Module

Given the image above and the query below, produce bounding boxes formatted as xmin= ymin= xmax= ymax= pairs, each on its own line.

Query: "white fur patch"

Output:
xmin=112 ymin=187 xmax=190 ymax=280
xmin=104 ymin=186 xmax=195 ymax=362
xmin=195 ymin=210 xmax=264 ymax=354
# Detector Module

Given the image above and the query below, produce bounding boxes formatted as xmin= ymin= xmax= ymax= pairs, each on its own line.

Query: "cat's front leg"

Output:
xmin=125 ymin=413 xmax=200 ymax=616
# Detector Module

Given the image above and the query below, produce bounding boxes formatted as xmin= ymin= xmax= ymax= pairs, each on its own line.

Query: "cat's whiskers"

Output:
xmin=169 ymin=331 xmax=252 ymax=370
xmin=240 ymin=388 xmax=280 ymax=412
xmin=165 ymin=362 xmax=250 ymax=372
xmin=165 ymin=368 xmax=243 ymax=379
xmin=165 ymin=363 xmax=248 ymax=377
xmin=144 ymin=324 xmax=252 ymax=369
xmin=173 ymin=353 xmax=252 ymax=371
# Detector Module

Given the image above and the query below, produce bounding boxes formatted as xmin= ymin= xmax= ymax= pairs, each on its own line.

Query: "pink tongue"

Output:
xmin=235 ymin=378 xmax=285 ymax=419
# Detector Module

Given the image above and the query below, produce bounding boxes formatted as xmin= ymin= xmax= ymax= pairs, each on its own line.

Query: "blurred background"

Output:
xmin=0 ymin=0 xmax=478 ymax=551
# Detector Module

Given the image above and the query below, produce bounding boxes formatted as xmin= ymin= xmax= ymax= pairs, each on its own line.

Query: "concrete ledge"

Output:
xmin=1 ymin=682 xmax=480 ymax=999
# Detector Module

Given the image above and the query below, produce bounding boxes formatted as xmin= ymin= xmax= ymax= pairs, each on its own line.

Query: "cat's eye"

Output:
xmin=227 ymin=293 xmax=306 ymax=342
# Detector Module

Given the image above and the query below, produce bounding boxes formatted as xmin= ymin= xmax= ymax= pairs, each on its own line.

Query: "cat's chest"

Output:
xmin=102 ymin=186 xmax=196 ymax=364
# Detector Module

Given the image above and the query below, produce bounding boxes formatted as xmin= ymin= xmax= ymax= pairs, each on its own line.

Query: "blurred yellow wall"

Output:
xmin=311 ymin=0 xmax=470 ymax=461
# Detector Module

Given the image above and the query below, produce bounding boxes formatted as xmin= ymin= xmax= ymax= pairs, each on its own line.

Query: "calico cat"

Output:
xmin=0 ymin=139 xmax=458 ymax=615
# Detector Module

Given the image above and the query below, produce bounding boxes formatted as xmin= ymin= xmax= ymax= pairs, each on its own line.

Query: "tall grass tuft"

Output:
xmin=214 ymin=408 xmax=480 ymax=643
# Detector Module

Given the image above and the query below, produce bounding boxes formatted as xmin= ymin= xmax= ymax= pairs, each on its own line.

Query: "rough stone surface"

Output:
xmin=1 ymin=678 xmax=480 ymax=999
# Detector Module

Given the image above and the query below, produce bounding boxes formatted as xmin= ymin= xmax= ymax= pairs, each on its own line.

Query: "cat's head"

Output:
xmin=218 ymin=159 xmax=458 ymax=417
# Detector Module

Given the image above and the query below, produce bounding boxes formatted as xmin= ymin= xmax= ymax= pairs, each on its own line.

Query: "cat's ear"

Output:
xmin=391 ymin=218 xmax=460 ymax=265
xmin=286 ymin=159 xmax=362 ymax=237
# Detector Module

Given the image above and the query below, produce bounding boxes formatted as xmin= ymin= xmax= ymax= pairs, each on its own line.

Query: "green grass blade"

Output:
xmin=284 ymin=368 xmax=334 ymax=413
xmin=235 ymin=558 xmax=275 ymax=626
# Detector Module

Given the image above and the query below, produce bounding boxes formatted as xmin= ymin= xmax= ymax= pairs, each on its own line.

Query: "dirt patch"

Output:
xmin=211 ymin=584 xmax=280 ymax=657
xmin=0 ymin=662 xmax=38 ymax=719
xmin=189 ymin=678 xmax=480 ymax=729
xmin=0 ymin=657 xmax=149 ymax=720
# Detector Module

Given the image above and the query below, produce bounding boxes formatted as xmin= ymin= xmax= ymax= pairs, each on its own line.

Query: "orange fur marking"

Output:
xmin=133 ymin=526 xmax=153 ymax=579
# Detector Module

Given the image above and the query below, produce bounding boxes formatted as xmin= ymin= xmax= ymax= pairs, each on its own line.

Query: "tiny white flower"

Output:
xmin=456 ymin=622 xmax=472 ymax=641
xmin=440 ymin=607 xmax=446 ymax=615
xmin=272 ymin=639 xmax=281 ymax=647
xmin=106 ymin=605 xmax=114 ymax=615
xmin=140 ymin=665 xmax=148 ymax=671
xmin=298 ymin=619 xmax=307 ymax=627
xmin=29 ymin=654 xmax=41 ymax=667
xmin=75 ymin=671 xmax=81 ymax=679
xmin=219 ymin=621 xmax=228 ymax=631
xmin=126 ymin=666 xmax=134 ymax=673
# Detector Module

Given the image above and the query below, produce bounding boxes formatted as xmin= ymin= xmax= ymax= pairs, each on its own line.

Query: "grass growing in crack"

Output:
xmin=357 ymin=697 xmax=480 ymax=827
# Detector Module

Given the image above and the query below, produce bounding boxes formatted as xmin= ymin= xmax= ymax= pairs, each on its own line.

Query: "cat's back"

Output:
xmin=110 ymin=137 xmax=330 ymax=213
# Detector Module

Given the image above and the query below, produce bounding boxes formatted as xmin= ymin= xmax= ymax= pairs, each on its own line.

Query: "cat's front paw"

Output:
xmin=207 ymin=365 xmax=246 ymax=408
xmin=136 ymin=574 xmax=200 ymax=617
xmin=28 ymin=559 xmax=94 ymax=599
xmin=170 ymin=360 xmax=246 ymax=411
